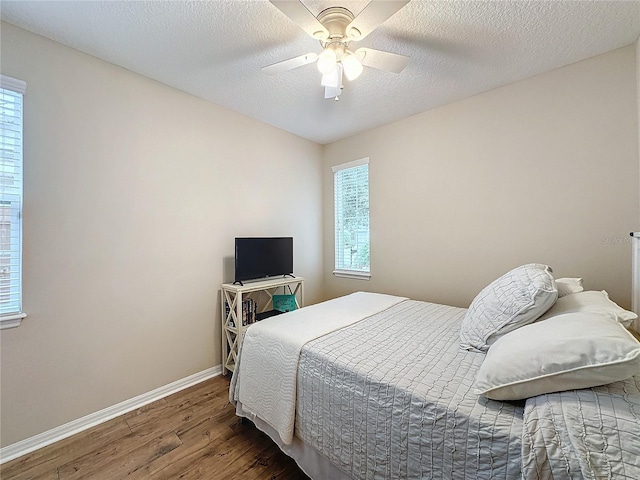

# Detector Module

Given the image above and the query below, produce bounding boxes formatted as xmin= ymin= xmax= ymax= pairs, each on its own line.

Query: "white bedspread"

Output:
xmin=232 ymin=291 xmax=407 ymax=444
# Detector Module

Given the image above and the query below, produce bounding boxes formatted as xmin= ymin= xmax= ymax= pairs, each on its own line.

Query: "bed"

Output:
xmin=230 ymin=270 xmax=640 ymax=479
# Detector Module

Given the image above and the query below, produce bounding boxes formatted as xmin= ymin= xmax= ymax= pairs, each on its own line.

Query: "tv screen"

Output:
xmin=234 ymin=237 xmax=293 ymax=283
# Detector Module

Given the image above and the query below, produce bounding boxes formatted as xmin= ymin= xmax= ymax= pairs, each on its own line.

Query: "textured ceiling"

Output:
xmin=1 ymin=0 xmax=639 ymax=144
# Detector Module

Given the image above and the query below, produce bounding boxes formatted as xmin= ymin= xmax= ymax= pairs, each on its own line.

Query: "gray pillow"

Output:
xmin=460 ymin=263 xmax=557 ymax=352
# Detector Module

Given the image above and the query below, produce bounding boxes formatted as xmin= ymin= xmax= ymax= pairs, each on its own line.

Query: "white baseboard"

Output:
xmin=0 ymin=365 xmax=223 ymax=464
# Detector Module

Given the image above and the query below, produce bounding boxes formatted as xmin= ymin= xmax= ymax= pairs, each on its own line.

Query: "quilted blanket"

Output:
xmin=295 ymin=300 xmax=524 ymax=479
xmin=230 ymin=292 xmax=407 ymax=444
xmin=522 ymin=376 xmax=640 ymax=479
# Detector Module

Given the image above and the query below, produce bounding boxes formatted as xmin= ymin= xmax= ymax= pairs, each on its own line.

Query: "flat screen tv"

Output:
xmin=234 ymin=237 xmax=293 ymax=284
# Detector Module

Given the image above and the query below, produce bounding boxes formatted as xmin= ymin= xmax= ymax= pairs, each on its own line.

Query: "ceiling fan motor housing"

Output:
xmin=317 ymin=7 xmax=356 ymax=49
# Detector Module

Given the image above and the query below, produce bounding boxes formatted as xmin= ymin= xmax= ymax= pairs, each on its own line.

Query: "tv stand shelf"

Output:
xmin=221 ymin=276 xmax=304 ymax=375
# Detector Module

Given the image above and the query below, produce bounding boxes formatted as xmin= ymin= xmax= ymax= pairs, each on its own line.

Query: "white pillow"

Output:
xmin=537 ymin=290 xmax=637 ymax=327
xmin=475 ymin=312 xmax=640 ymax=400
xmin=556 ymin=277 xmax=583 ymax=297
xmin=460 ymin=264 xmax=557 ymax=352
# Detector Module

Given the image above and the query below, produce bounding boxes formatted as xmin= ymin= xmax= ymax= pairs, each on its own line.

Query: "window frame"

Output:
xmin=332 ymin=157 xmax=371 ymax=280
xmin=0 ymin=74 xmax=27 ymax=329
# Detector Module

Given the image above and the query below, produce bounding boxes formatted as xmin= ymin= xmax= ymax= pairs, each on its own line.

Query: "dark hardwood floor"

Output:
xmin=1 ymin=375 xmax=309 ymax=479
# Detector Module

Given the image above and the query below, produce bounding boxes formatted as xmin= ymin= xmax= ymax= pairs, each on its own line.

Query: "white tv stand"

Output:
xmin=221 ymin=276 xmax=304 ymax=375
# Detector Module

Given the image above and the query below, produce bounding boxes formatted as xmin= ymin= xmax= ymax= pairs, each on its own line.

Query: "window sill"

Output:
xmin=0 ymin=312 xmax=27 ymax=330
xmin=333 ymin=270 xmax=371 ymax=280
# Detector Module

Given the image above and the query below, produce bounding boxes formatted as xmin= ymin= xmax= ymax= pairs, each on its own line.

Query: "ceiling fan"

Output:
xmin=263 ymin=0 xmax=410 ymax=101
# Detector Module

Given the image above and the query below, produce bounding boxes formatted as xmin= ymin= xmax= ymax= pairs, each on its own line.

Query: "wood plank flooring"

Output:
xmin=1 ymin=376 xmax=309 ymax=480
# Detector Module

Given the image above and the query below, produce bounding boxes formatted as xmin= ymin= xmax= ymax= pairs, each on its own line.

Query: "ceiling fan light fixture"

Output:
xmin=317 ymin=48 xmax=337 ymax=74
xmin=324 ymin=85 xmax=342 ymax=100
xmin=342 ymin=51 xmax=363 ymax=81
xmin=321 ymin=62 xmax=343 ymax=88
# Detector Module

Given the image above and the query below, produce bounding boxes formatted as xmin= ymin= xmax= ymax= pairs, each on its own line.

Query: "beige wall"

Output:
xmin=323 ymin=46 xmax=639 ymax=309
xmin=0 ymin=23 xmax=323 ymax=447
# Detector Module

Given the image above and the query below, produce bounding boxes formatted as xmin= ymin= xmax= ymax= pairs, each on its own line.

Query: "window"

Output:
xmin=333 ymin=158 xmax=370 ymax=279
xmin=0 ymin=75 xmax=26 ymax=329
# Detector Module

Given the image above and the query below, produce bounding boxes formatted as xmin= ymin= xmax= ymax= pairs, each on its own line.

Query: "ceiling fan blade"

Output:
xmin=270 ymin=0 xmax=329 ymax=40
xmin=346 ymin=0 xmax=409 ymax=41
xmin=262 ymin=52 xmax=318 ymax=75
xmin=356 ymin=47 xmax=409 ymax=74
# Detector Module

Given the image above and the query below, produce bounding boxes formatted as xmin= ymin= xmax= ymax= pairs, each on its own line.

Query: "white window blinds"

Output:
xmin=0 ymin=75 xmax=26 ymax=325
xmin=332 ymin=158 xmax=370 ymax=278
